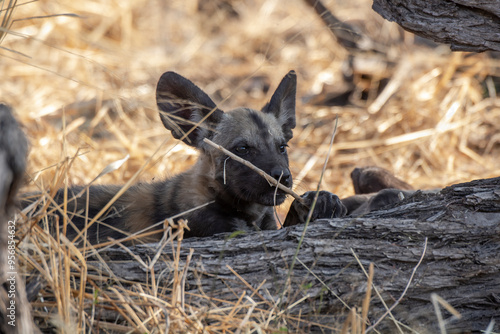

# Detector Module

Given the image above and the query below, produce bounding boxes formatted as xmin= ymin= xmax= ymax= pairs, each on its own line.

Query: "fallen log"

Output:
xmin=372 ymin=0 xmax=500 ymax=52
xmin=89 ymin=176 xmax=500 ymax=333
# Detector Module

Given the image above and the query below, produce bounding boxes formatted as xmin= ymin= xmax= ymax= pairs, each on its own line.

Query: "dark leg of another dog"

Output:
xmin=0 ymin=104 xmax=37 ymax=333
xmin=342 ymin=166 xmax=415 ymax=216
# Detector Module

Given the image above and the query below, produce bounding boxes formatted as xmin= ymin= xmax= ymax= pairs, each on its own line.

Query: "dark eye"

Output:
xmin=279 ymin=144 xmax=287 ymax=154
xmin=235 ymin=145 xmax=249 ymax=155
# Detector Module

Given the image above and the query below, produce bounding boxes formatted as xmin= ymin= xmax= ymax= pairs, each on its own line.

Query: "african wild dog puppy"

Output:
xmin=33 ymin=71 xmax=347 ymax=244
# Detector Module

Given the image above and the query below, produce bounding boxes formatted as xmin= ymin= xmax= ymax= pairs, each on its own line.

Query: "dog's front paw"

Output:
xmin=283 ymin=191 xmax=347 ymax=227
xmin=300 ymin=190 xmax=347 ymax=220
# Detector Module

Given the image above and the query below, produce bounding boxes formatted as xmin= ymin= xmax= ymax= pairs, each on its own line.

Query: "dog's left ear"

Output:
xmin=156 ymin=71 xmax=224 ymax=148
xmin=262 ymin=70 xmax=297 ymax=142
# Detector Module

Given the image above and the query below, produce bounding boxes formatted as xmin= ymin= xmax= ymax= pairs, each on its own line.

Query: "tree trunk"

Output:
xmin=372 ymin=0 xmax=500 ymax=52
xmin=92 ymin=177 xmax=500 ymax=333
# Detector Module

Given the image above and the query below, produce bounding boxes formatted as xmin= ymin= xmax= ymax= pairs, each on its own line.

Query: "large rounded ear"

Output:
xmin=261 ymin=70 xmax=297 ymax=142
xmin=156 ymin=71 xmax=224 ymax=147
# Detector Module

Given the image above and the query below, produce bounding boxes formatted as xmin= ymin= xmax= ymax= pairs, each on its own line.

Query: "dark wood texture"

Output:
xmin=93 ymin=177 xmax=500 ymax=333
xmin=372 ymin=0 xmax=500 ymax=52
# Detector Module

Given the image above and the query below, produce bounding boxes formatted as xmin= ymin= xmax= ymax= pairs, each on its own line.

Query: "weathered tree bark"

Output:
xmin=93 ymin=177 xmax=500 ymax=333
xmin=372 ymin=0 xmax=500 ymax=52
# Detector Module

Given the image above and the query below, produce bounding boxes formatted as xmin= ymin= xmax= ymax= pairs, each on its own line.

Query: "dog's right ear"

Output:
xmin=261 ymin=70 xmax=296 ymax=142
xmin=156 ymin=71 xmax=224 ymax=147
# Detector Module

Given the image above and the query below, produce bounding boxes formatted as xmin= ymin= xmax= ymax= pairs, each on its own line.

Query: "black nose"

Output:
xmin=270 ymin=167 xmax=292 ymax=187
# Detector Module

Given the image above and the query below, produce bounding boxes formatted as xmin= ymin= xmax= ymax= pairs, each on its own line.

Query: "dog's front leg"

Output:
xmin=283 ymin=191 xmax=347 ymax=227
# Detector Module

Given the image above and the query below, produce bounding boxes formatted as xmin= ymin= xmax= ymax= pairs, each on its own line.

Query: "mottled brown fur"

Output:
xmin=22 ymin=74 xmax=419 ymax=243
xmin=30 ymin=71 xmax=346 ymax=244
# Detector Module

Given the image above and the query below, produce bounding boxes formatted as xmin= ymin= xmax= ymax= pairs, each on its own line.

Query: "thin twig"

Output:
xmin=362 ymin=263 xmax=374 ymax=333
xmin=432 ymin=293 xmax=462 ymax=334
xmin=296 ymin=257 xmax=352 ymax=310
xmin=203 ymin=137 xmax=304 ymax=203
xmin=366 ymin=237 xmax=428 ymax=333
xmin=351 ymin=249 xmax=403 ymax=333
xmin=279 ymin=115 xmax=339 ymax=308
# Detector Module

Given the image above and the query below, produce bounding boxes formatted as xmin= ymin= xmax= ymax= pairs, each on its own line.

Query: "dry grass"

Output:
xmin=1 ymin=0 xmax=499 ymax=332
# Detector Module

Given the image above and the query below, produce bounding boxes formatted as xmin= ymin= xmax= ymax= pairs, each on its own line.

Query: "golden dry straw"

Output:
xmin=2 ymin=0 xmax=499 ymax=332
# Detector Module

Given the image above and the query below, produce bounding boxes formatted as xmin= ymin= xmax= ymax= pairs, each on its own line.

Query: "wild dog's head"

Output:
xmin=156 ymin=71 xmax=297 ymax=206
